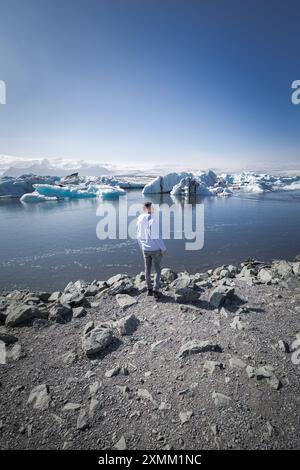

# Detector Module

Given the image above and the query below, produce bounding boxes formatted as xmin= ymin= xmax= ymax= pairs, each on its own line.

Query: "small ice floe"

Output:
xmin=97 ymin=185 xmax=126 ymax=199
xmin=20 ymin=192 xmax=58 ymax=203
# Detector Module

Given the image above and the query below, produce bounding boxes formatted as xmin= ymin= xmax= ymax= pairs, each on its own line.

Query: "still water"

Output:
xmin=0 ymin=190 xmax=299 ymax=292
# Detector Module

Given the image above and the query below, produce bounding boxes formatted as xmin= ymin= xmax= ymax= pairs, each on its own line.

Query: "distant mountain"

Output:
xmin=0 ymin=156 xmax=115 ymax=177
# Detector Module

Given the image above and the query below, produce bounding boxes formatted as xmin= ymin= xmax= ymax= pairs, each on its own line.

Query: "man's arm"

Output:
xmin=156 ymin=237 xmax=166 ymax=253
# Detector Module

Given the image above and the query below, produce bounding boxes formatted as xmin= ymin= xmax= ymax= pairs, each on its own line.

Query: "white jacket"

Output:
xmin=136 ymin=213 xmax=166 ymax=252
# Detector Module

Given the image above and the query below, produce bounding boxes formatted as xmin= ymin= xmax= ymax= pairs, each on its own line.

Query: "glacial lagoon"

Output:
xmin=0 ymin=189 xmax=299 ymax=292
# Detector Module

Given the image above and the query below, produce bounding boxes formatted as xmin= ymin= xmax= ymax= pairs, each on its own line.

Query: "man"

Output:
xmin=136 ymin=202 xmax=167 ymax=299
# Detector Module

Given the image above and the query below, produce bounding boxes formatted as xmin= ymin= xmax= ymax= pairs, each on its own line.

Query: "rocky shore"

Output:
xmin=0 ymin=256 xmax=300 ymax=450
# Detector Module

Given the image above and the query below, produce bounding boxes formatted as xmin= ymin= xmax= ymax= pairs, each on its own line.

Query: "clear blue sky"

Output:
xmin=0 ymin=0 xmax=300 ymax=170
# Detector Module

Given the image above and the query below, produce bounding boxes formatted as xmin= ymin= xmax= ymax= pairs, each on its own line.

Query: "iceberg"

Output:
xmin=97 ymin=185 xmax=126 ymax=199
xmin=0 ymin=174 xmax=60 ymax=198
xmin=20 ymin=192 xmax=58 ymax=203
xmin=212 ymin=187 xmax=233 ymax=197
xmin=171 ymin=176 xmax=213 ymax=197
xmin=195 ymin=170 xmax=218 ymax=187
xmin=143 ymin=172 xmax=193 ymax=194
xmin=33 ymin=184 xmax=97 ymax=199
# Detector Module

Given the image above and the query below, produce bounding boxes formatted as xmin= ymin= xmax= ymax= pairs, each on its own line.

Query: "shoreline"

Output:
xmin=0 ymin=256 xmax=300 ymax=450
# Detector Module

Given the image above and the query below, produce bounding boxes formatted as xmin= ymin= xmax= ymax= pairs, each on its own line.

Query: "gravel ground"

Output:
xmin=0 ymin=259 xmax=300 ymax=450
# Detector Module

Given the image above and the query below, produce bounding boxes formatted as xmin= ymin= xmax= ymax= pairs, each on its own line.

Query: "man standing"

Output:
xmin=136 ymin=202 xmax=167 ymax=299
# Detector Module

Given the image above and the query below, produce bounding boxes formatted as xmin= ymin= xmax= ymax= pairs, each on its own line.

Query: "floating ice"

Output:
xmin=96 ymin=185 xmax=126 ymax=199
xmin=171 ymin=176 xmax=213 ymax=197
xmin=0 ymin=174 xmax=60 ymax=198
xmin=33 ymin=184 xmax=97 ymax=199
xmin=143 ymin=172 xmax=193 ymax=194
xmin=20 ymin=192 xmax=58 ymax=203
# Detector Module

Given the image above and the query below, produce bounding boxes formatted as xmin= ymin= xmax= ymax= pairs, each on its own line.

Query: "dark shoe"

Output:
xmin=147 ymin=289 xmax=153 ymax=296
xmin=153 ymin=290 xmax=160 ymax=300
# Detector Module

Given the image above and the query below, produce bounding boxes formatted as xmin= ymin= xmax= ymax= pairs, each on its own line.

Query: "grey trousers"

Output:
xmin=143 ymin=250 xmax=162 ymax=291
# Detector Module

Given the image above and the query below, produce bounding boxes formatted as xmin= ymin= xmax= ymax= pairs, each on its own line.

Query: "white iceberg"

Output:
xmin=212 ymin=187 xmax=233 ymax=197
xmin=94 ymin=185 xmax=126 ymax=199
xmin=33 ymin=184 xmax=97 ymax=199
xmin=20 ymin=192 xmax=58 ymax=203
xmin=171 ymin=176 xmax=213 ymax=197
xmin=142 ymin=172 xmax=193 ymax=194
xmin=195 ymin=170 xmax=218 ymax=187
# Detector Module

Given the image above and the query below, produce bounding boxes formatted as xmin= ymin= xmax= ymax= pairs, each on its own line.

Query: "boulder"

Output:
xmin=116 ymin=294 xmax=137 ymax=309
xmin=82 ymin=324 xmax=113 ymax=356
xmin=161 ymin=268 xmax=177 ymax=283
xmin=258 ymin=268 xmax=273 ymax=284
xmin=209 ymin=286 xmax=235 ymax=308
xmin=49 ymin=303 xmax=72 ymax=323
xmin=115 ymin=313 xmax=139 ymax=336
xmin=108 ymin=278 xmax=134 ymax=295
xmin=170 ymin=275 xmax=194 ymax=290
xmin=72 ymin=306 xmax=87 ymax=319
xmin=5 ymin=305 xmax=46 ymax=327
xmin=106 ymin=274 xmax=128 ymax=286
xmin=172 ymin=287 xmax=199 ymax=304
xmin=272 ymin=260 xmax=293 ymax=278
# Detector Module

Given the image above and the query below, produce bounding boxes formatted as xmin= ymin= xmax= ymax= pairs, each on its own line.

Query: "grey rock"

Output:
xmin=230 ymin=316 xmax=245 ymax=330
xmin=178 ymin=340 xmax=221 ymax=359
xmin=82 ymin=320 xmax=94 ymax=336
xmin=108 ymin=278 xmax=134 ymax=295
xmin=229 ymin=357 xmax=247 ymax=369
xmin=82 ymin=324 xmax=113 ymax=356
xmin=203 ymin=360 xmax=224 ymax=374
xmin=173 ymin=287 xmax=199 ymax=304
xmin=6 ymin=305 xmax=46 ymax=327
xmin=209 ymin=286 xmax=235 ymax=308
xmin=116 ymin=294 xmax=137 ymax=309
xmin=114 ymin=435 xmax=127 ymax=450
xmin=49 ymin=303 xmax=72 ymax=324
xmin=63 ymin=402 xmax=81 ymax=411
xmin=106 ymin=273 xmax=128 ymax=286
xmin=6 ymin=343 xmax=23 ymax=361
xmin=212 ymin=391 xmax=231 ymax=407
xmin=258 ymin=268 xmax=273 ymax=284
xmin=161 ymin=268 xmax=177 ymax=283
xmin=27 ymin=384 xmax=51 ymax=410
xmin=273 ymin=260 xmax=293 ymax=278
xmin=72 ymin=306 xmax=87 ymax=318
xmin=48 ymin=291 xmax=61 ymax=302
xmin=137 ymin=388 xmax=157 ymax=406
xmin=277 ymin=340 xmax=289 ymax=353
xmin=179 ymin=411 xmax=193 ymax=424
xmin=76 ymin=410 xmax=89 ymax=430
xmin=0 ymin=329 xmax=18 ymax=345
xmin=105 ymin=366 xmax=121 ymax=378
xmin=292 ymin=262 xmax=300 ymax=276
xmin=115 ymin=313 xmax=139 ymax=336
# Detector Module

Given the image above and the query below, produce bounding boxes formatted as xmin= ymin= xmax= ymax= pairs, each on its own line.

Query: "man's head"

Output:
xmin=143 ymin=201 xmax=153 ymax=214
